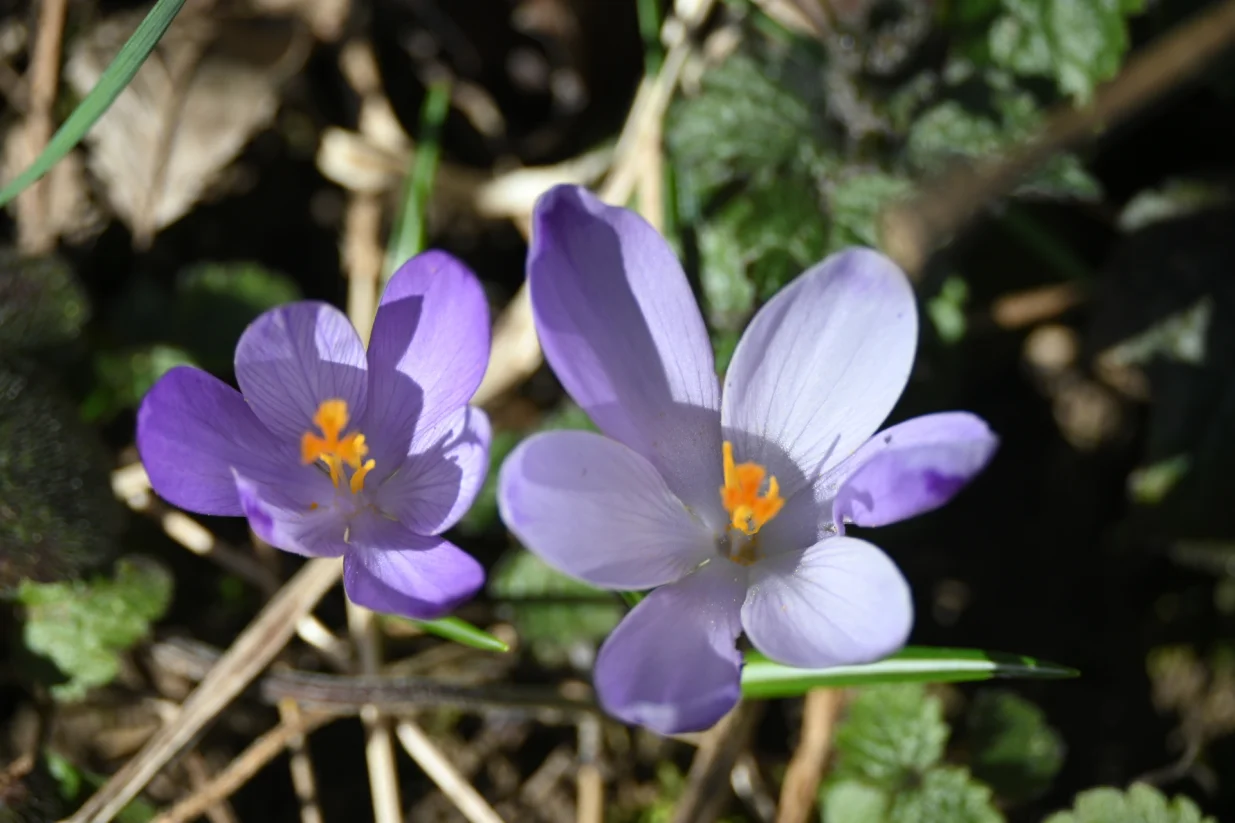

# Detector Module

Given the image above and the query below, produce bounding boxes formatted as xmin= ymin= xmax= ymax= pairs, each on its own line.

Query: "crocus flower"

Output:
xmin=497 ymin=186 xmax=998 ymax=734
xmin=138 ymin=251 xmax=492 ymax=619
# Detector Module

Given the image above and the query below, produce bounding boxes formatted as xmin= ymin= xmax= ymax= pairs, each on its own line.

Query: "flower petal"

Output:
xmin=722 ymin=248 xmax=917 ymax=498
xmin=741 ymin=536 xmax=912 ymax=669
xmin=365 ymin=251 xmax=490 ymax=470
xmin=374 ymin=406 xmax=491 ymax=536
xmin=529 ymin=185 xmax=723 ymax=516
xmin=498 ymin=430 xmax=713 ymax=590
xmin=235 ymin=301 xmax=369 ymax=442
xmin=594 ymin=561 xmax=745 ymax=734
xmin=342 ymin=518 xmax=485 ymax=619
xmin=233 ymin=469 xmax=347 ymax=558
xmin=831 ymin=412 xmax=998 ymax=529
xmin=138 ymin=366 xmax=305 ymax=516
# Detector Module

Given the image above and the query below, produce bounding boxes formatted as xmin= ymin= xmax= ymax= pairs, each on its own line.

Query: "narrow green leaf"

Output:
xmin=0 ymin=0 xmax=188 ymax=206
xmin=407 ymin=615 xmax=509 ymax=652
xmin=741 ymin=646 xmax=1078 ymax=698
xmin=384 ymin=79 xmax=451 ymax=280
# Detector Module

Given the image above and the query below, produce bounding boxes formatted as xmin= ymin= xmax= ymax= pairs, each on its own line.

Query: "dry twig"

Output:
xmin=16 ymin=0 xmax=68 ymax=253
xmin=671 ymin=702 xmax=765 ymax=823
xmin=775 ymin=690 xmax=845 ymax=823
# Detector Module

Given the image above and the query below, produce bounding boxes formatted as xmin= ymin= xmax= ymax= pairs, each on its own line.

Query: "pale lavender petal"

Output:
xmin=342 ymin=516 xmax=484 ymax=619
xmin=235 ymin=301 xmax=369 ymax=442
xmin=722 ymin=249 xmax=917 ymax=499
xmin=594 ymin=562 xmax=746 ymax=734
xmin=530 ymin=185 xmax=723 ymax=521
xmin=741 ymin=536 xmax=912 ymax=669
xmin=831 ymin=412 xmax=998 ymax=529
xmin=498 ymin=430 xmax=713 ymax=590
xmin=364 ymin=251 xmax=490 ymax=471
xmin=373 ymin=406 xmax=491 ymax=536
xmin=138 ymin=366 xmax=307 ymax=516
xmin=234 ymin=469 xmax=347 ymax=558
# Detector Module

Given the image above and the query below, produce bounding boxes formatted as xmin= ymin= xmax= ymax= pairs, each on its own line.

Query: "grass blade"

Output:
xmin=0 ymin=0 xmax=188 ymax=207
xmin=383 ymin=79 xmax=451 ymax=279
xmin=741 ymin=646 xmax=1078 ymax=699
xmin=407 ymin=615 xmax=509 ymax=652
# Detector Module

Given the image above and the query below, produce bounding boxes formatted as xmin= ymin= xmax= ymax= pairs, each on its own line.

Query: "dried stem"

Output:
xmin=671 ymin=702 xmax=765 ymax=823
xmin=775 ymin=690 xmax=844 ymax=823
xmin=394 ymin=720 xmax=506 ymax=823
xmin=16 ymin=0 xmax=68 ymax=253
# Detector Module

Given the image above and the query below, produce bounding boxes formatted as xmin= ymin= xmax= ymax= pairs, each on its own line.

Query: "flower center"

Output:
xmin=301 ymin=399 xmax=376 ymax=494
xmin=720 ymin=441 xmax=784 ymax=537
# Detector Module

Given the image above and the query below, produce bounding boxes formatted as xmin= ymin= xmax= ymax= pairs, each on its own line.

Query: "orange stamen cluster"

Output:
xmin=301 ymin=399 xmax=376 ymax=493
xmin=720 ymin=441 xmax=784 ymax=536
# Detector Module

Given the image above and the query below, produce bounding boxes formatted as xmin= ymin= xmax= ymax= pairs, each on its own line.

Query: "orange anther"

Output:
xmin=720 ymin=441 xmax=784 ymax=536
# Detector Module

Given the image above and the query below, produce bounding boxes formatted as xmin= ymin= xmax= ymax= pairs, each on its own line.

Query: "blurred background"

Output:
xmin=2 ymin=0 xmax=1235 ymax=821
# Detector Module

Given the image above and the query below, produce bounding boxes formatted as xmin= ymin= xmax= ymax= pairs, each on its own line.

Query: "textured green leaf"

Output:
xmin=488 ymin=551 xmax=622 ymax=666
xmin=699 ymin=176 xmax=828 ymax=331
xmin=967 ymin=690 xmax=1064 ymax=801
xmin=826 ymin=172 xmax=914 ymax=252
xmin=19 ymin=557 xmax=172 ymax=701
xmin=987 ymin=0 xmax=1145 ymax=103
xmin=668 ymin=48 xmax=825 ymax=196
xmin=1044 ymin=784 xmax=1213 ymax=823
xmin=907 ymin=99 xmax=1099 ymax=201
xmin=833 ymin=684 xmax=949 ymax=788
xmin=742 ymin=647 xmax=1079 ymax=698
xmin=821 ymin=779 xmax=890 ymax=823
xmin=888 ymin=767 xmax=1003 ymax=823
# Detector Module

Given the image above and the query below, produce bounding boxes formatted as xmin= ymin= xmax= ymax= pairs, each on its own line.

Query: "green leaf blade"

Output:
xmin=0 ymin=0 xmax=189 ymax=206
xmin=741 ymin=646 xmax=1078 ymax=699
xmin=404 ymin=616 xmax=510 ymax=653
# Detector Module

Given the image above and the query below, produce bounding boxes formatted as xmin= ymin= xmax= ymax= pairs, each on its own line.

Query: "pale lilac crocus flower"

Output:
xmin=497 ymin=185 xmax=998 ymax=734
xmin=138 ymin=251 xmax=491 ymax=619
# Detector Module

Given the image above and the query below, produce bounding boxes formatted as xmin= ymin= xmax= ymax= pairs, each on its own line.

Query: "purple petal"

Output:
xmin=235 ymin=301 xmax=369 ymax=442
xmin=741 ymin=536 xmax=912 ymax=668
xmin=138 ymin=366 xmax=304 ymax=516
xmin=365 ymin=251 xmax=490 ymax=471
xmin=373 ymin=406 xmax=491 ymax=536
xmin=830 ymin=412 xmax=998 ymax=529
xmin=233 ymin=469 xmax=347 ymax=558
xmin=498 ymin=430 xmax=713 ymax=590
xmin=530 ymin=185 xmax=723 ymax=520
xmin=342 ymin=517 xmax=485 ymax=619
xmin=594 ymin=561 xmax=746 ymax=734
xmin=722 ymin=249 xmax=917 ymax=499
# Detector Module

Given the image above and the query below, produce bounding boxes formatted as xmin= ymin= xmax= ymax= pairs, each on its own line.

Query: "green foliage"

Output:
xmin=0 ymin=363 xmax=122 ymax=592
xmin=668 ymin=47 xmax=826 ymax=197
xmin=1044 ymin=784 xmax=1214 ymax=823
xmin=823 ymin=685 xmax=1003 ymax=823
xmin=82 ymin=343 xmax=196 ymax=422
xmin=0 ymin=252 xmax=90 ymax=350
xmin=18 ymin=557 xmax=172 ymax=701
xmin=983 ymin=0 xmax=1145 ymax=103
xmin=173 ymin=261 xmax=302 ymax=372
xmin=488 ymin=550 xmax=621 ymax=667
xmin=927 ymin=276 xmax=970 ymax=344
xmin=824 ymin=171 xmax=914 ymax=253
xmin=887 ymin=767 xmax=1003 ymax=823
xmin=966 ymin=690 xmax=1065 ymax=801
xmin=833 ymin=684 xmax=950 ymax=788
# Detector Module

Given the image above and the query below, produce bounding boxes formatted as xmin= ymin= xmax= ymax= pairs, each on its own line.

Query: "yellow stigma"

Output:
xmin=720 ymin=441 xmax=784 ymax=536
xmin=301 ymin=399 xmax=376 ymax=493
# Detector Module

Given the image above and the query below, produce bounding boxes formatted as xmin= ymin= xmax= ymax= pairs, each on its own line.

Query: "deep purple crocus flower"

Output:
xmin=497 ymin=186 xmax=999 ymax=734
xmin=138 ymin=251 xmax=491 ymax=619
